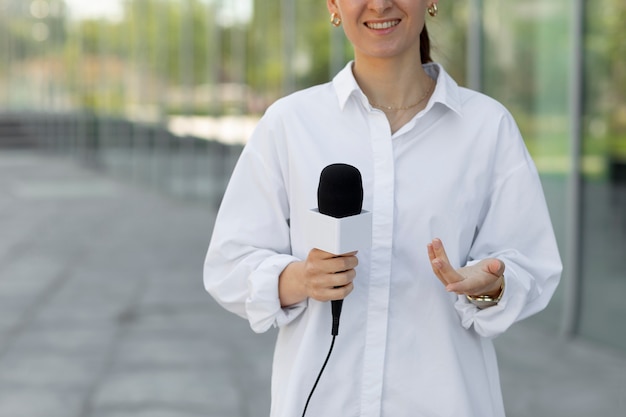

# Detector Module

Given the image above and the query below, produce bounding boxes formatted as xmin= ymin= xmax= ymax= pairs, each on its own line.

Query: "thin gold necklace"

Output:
xmin=370 ymin=78 xmax=435 ymax=111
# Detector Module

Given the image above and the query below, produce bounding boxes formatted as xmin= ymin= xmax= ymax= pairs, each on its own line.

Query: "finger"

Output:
xmin=312 ymin=249 xmax=358 ymax=260
xmin=328 ymin=254 xmax=358 ymax=274
xmin=431 ymin=238 xmax=451 ymax=265
xmin=427 ymin=243 xmax=447 ymax=284
xmin=330 ymin=268 xmax=356 ymax=288
xmin=310 ymin=283 xmax=354 ymax=301
xmin=429 ymin=238 xmax=462 ymax=285
xmin=328 ymin=282 xmax=354 ymax=301
xmin=309 ymin=248 xmax=339 ymax=261
xmin=310 ymin=272 xmax=355 ymax=301
xmin=429 ymin=256 xmax=446 ymax=285
xmin=431 ymin=256 xmax=464 ymax=285
xmin=427 ymin=243 xmax=436 ymax=262
xmin=487 ymin=259 xmax=505 ymax=277
xmin=307 ymin=251 xmax=358 ymax=276
xmin=429 ymin=238 xmax=461 ymax=285
xmin=427 ymin=243 xmax=441 ymax=272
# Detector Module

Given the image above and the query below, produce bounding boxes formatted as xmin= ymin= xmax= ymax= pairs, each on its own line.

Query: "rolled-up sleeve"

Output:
xmin=454 ymin=113 xmax=562 ymax=338
xmin=246 ymin=254 xmax=308 ymax=332
xmin=204 ymin=114 xmax=307 ymax=333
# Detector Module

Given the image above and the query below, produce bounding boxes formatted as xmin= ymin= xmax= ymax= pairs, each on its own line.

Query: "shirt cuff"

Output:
xmin=245 ymin=254 xmax=307 ymax=333
xmin=453 ymin=266 xmax=528 ymax=338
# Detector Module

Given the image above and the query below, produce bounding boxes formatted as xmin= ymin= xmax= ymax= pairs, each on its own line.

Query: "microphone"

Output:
xmin=317 ymin=164 xmax=363 ymax=218
xmin=299 ymin=163 xmax=371 ymax=417
xmin=316 ymin=163 xmax=365 ymax=336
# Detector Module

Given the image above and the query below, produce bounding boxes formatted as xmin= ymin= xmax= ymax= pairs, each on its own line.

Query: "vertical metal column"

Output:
xmin=178 ymin=0 xmax=195 ymax=198
xmin=96 ymin=16 xmax=109 ymax=169
xmin=128 ymin=2 xmax=139 ymax=180
xmin=111 ymin=3 xmax=128 ymax=177
xmin=75 ymin=17 xmax=88 ymax=161
xmin=1 ymin=0 xmax=12 ymax=109
xmin=208 ymin=0 xmax=221 ymax=116
xmin=133 ymin=0 xmax=151 ymax=182
xmin=281 ymin=0 xmax=295 ymax=94
xmin=154 ymin=0 xmax=171 ymax=192
xmin=466 ymin=0 xmax=483 ymax=92
xmin=561 ymin=0 xmax=585 ymax=339
xmin=181 ymin=0 xmax=194 ymax=116
xmin=232 ymin=1 xmax=246 ymax=113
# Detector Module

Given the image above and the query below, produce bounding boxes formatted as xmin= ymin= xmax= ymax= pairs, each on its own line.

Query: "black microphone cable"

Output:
xmin=300 ymin=333 xmax=337 ymax=417
xmin=301 ymin=286 xmax=344 ymax=417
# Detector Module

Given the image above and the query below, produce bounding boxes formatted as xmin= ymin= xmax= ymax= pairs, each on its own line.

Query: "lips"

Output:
xmin=365 ymin=19 xmax=400 ymax=30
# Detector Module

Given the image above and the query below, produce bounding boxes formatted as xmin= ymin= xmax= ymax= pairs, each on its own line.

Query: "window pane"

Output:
xmin=481 ymin=0 xmax=572 ymax=331
xmin=579 ymin=0 xmax=626 ymax=350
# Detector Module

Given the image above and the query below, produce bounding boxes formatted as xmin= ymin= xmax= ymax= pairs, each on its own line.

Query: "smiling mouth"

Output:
xmin=365 ymin=20 xmax=400 ymax=30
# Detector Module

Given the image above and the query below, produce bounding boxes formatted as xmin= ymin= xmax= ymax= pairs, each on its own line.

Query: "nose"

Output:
xmin=368 ymin=0 xmax=392 ymax=14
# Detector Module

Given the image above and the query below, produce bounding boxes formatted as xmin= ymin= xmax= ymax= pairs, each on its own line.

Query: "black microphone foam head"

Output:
xmin=317 ymin=163 xmax=363 ymax=218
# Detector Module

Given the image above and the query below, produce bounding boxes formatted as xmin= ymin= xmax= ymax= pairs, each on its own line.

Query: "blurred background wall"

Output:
xmin=0 ymin=0 xmax=624 ymax=352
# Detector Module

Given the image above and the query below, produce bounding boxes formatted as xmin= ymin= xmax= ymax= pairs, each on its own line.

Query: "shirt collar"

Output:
xmin=332 ymin=61 xmax=362 ymax=110
xmin=332 ymin=61 xmax=463 ymax=117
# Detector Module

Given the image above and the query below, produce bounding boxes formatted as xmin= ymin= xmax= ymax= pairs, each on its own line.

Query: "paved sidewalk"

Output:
xmin=0 ymin=151 xmax=624 ymax=417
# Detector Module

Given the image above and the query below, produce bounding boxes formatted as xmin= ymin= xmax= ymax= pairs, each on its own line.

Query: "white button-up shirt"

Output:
xmin=204 ymin=62 xmax=562 ymax=417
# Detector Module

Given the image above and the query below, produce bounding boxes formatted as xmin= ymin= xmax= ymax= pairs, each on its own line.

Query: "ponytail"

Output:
xmin=420 ymin=25 xmax=432 ymax=64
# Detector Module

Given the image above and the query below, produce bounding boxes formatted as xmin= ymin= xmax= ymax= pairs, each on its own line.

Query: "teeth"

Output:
xmin=366 ymin=20 xmax=399 ymax=30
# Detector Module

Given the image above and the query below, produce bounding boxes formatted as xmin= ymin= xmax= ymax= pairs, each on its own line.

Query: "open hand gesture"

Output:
xmin=427 ymin=238 xmax=504 ymax=299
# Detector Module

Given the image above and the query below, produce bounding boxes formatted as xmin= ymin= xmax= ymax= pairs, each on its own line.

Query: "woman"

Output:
xmin=204 ymin=1 xmax=562 ymax=416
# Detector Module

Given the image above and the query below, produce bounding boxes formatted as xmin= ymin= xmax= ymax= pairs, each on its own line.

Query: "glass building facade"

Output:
xmin=0 ymin=0 xmax=624 ymax=350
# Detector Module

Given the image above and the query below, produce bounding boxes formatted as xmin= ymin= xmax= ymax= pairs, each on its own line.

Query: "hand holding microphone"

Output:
xmin=301 ymin=248 xmax=358 ymax=303
xmin=279 ymin=163 xmax=369 ymax=313
xmin=298 ymin=163 xmax=371 ymax=417
xmin=278 ymin=247 xmax=358 ymax=308
xmin=316 ymin=163 xmax=368 ymax=336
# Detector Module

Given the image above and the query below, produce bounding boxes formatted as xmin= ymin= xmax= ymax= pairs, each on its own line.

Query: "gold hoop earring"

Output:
xmin=330 ymin=12 xmax=342 ymax=27
xmin=427 ymin=3 xmax=438 ymax=17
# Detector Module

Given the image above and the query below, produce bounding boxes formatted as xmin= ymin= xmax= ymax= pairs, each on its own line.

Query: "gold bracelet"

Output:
xmin=466 ymin=277 xmax=505 ymax=309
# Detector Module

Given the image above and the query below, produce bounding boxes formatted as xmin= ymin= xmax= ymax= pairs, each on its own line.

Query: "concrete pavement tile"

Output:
xmin=115 ymin=306 xmax=234 ymax=338
xmin=139 ymin=278 xmax=212 ymax=309
xmin=0 ymin=255 xmax=65 ymax=299
xmin=90 ymin=409 xmax=212 ymax=417
xmin=0 ymin=386 xmax=84 ymax=417
xmin=9 ymin=179 xmax=121 ymax=200
xmin=111 ymin=334 xmax=231 ymax=368
xmin=0 ymin=200 xmax=118 ymax=265
xmin=91 ymin=368 xmax=240 ymax=413
xmin=32 ymin=293 xmax=136 ymax=325
xmin=8 ymin=323 xmax=116 ymax=355
xmin=0 ymin=349 xmax=106 ymax=387
xmin=0 ymin=204 xmax=61 ymax=261
xmin=496 ymin=322 xmax=626 ymax=417
xmin=0 ymin=255 xmax=69 ymax=350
